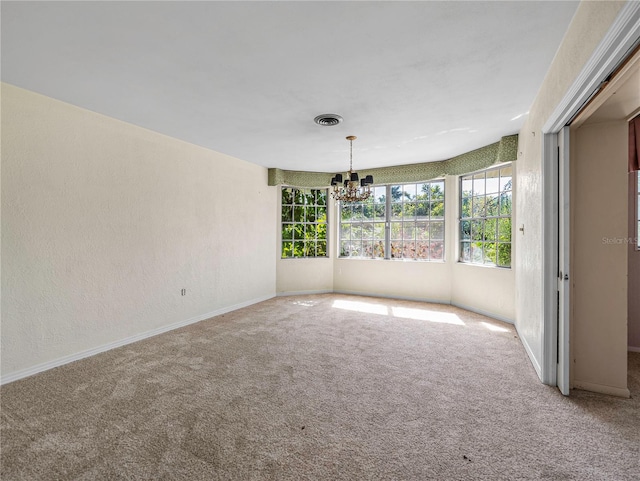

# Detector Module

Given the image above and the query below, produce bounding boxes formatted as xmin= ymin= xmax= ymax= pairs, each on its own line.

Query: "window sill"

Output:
xmin=456 ymin=261 xmax=512 ymax=270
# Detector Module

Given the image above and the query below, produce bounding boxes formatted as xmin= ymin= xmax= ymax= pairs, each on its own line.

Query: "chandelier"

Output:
xmin=330 ymin=136 xmax=374 ymax=202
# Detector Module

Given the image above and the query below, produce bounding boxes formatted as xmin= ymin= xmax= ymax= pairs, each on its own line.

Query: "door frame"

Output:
xmin=540 ymin=1 xmax=640 ymax=390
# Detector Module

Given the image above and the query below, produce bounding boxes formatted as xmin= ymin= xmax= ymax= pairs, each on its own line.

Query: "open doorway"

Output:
xmin=564 ymin=48 xmax=640 ymax=397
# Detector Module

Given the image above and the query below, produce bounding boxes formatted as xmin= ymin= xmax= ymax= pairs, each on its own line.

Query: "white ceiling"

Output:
xmin=1 ymin=1 xmax=579 ymax=173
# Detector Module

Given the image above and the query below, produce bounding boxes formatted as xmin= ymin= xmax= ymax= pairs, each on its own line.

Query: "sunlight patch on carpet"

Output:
xmin=331 ymin=300 xmax=465 ymax=326
xmin=332 ymin=300 xmax=389 ymax=315
xmin=480 ymin=321 xmax=510 ymax=332
xmin=391 ymin=307 xmax=465 ymax=325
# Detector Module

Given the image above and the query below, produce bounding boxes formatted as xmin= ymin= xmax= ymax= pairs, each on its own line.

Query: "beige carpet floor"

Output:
xmin=1 ymin=294 xmax=639 ymax=480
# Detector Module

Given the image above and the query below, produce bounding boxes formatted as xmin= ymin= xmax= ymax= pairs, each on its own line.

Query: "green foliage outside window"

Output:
xmin=460 ymin=165 xmax=512 ymax=267
xmin=340 ymin=181 xmax=445 ymax=261
xmin=281 ymin=188 xmax=328 ymax=258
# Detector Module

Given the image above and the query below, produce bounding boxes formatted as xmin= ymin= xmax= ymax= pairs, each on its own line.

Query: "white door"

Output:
xmin=557 ymin=126 xmax=570 ymax=395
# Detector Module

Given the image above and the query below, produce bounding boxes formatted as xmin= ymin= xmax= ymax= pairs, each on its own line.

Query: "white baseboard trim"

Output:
xmin=0 ymin=294 xmax=275 ymax=386
xmin=629 ymin=346 xmax=640 ymax=353
xmin=277 ymin=290 xmax=333 ymax=297
xmin=517 ymin=326 xmax=543 ymax=381
xmin=573 ymin=380 xmax=631 ymax=398
xmin=450 ymin=302 xmax=514 ymax=325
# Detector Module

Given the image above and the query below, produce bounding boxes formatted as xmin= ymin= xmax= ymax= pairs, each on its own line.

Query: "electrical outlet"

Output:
xmin=181 ymin=288 xmax=186 ymax=296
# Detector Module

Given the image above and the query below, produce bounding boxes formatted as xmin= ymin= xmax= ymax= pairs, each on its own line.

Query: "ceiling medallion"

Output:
xmin=330 ymin=136 xmax=374 ymax=203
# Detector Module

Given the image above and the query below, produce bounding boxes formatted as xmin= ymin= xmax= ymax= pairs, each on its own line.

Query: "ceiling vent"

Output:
xmin=314 ymin=114 xmax=343 ymax=126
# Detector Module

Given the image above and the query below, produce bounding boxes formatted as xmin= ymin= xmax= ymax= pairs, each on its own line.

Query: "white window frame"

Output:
xmin=338 ymin=180 xmax=445 ymax=261
xmin=281 ymin=187 xmax=329 ymax=259
xmin=459 ymin=163 xmax=513 ymax=268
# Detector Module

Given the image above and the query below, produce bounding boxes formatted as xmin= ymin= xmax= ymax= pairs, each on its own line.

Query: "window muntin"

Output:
xmin=281 ymin=188 xmax=328 ymax=258
xmin=460 ymin=165 xmax=512 ymax=267
xmin=339 ymin=181 xmax=445 ymax=261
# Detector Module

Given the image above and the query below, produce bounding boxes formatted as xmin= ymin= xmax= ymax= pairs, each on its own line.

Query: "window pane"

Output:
xmin=317 ymin=207 xmax=327 ymax=223
xmin=403 ymin=223 xmax=416 ymax=240
xmin=430 ymin=221 xmax=444 ymax=240
xmin=294 ymin=189 xmax=305 ymax=205
xmin=390 ymin=241 xmax=402 ymax=258
xmin=471 ymin=242 xmax=483 ymax=263
xmin=430 ymin=241 xmax=444 ymax=260
xmin=498 ymin=218 xmax=511 ymax=242
xmin=341 ymin=204 xmax=352 ymax=221
xmin=484 ymin=243 xmax=497 ymax=265
xmin=485 ymin=195 xmax=499 ymax=216
xmin=417 ymin=183 xmax=430 ymax=200
xmin=304 ymin=241 xmax=316 ymax=257
xmin=390 ymin=222 xmax=402 ymax=240
xmin=486 ymin=169 xmax=499 ymax=195
xmin=472 ymin=196 xmax=484 ymax=217
xmin=471 ymin=220 xmax=483 ymax=241
xmin=473 ymin=174 xmax=485 ymax=195
xmin=416 ymin=201 xmax=429 ymax=218
xmin=282 ymin=205 xmax=292 ymax=222
xmin=338 ymin=181 xmax=444 ymax=261
xmin=403 ymin=184 xmax=417 ymax=201
xmin=497 ymin=243 xmax=511 ymax=267
xmin=306 ymin=206 xmax=316 ymax=223
xmin=430 ymin=201 xmax=444 ymax=219
xmin=458 ymin=164 xmax=512 ymax=267
xmin=317 ymin=241 xmax=327 ymax=256
xmin=362 ymin=240 xmax=374 ymax=258
xmin=416 ymin=222 xmax=429 ymax=240
xmin=317 ymin=223 xmax=327 ymax=240
xmin=403 ymin=202 xmax=417 ymax=219
xmin=352 ymin=204 xmax=363 ymax=220
xmin=405 ymin=241 xmax=417 ymax=259
xmin=485 ymin=218 xmax=497 ymax=241
xmin=282 ymin=188 xmax=294 ymax=205
xmin=281 ymin=187 xmax=328 ymax=258
xmin=391 ymin=203 xmax=403 ymax=219
xmin=416 ymin=240 xmax=429 ymax=259
xmin=372 ymin=240 xmax=385 ymax=258
xmin=461 ymin=177 xmax=473 ymax=198
xmin=500 ymin=191 xmax=512 ymax=215
xmin=461 ymin=242 xmax=471 ymax=262
xmin=500 ymin=166 xmax=513 ymax=191
xmin=461 ymin=197 xmax=472 ymax=218
xmin=363 ymin=202 xmax=375 ymax=219
xmin=374 ymin=186 xmax=387 ymax=204
xmin=306 ymin=224 xmax=316 ymax=239
xmin=340 ymin=224 xmax=351 ymax=240
xmin=316 ymin=190 xmax=327 ymax=206
xmin=374 ymin=223 xmax=385 ymax=240
xmin=282 ymin=242 xmax=293 ymax=257
xmin=431 ymin=181 xmax=445 ymax=200
xmin=460 ymin=220 xmax=471 ymax=241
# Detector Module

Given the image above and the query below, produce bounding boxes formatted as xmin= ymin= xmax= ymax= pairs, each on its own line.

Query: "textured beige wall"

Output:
xmin=515 ymin=1 xmax=625 ymax=377
xmin=1 ymin=83 xmax=277 ymax=379
xmin=571 ymin=121 xmax=628 ymax=394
